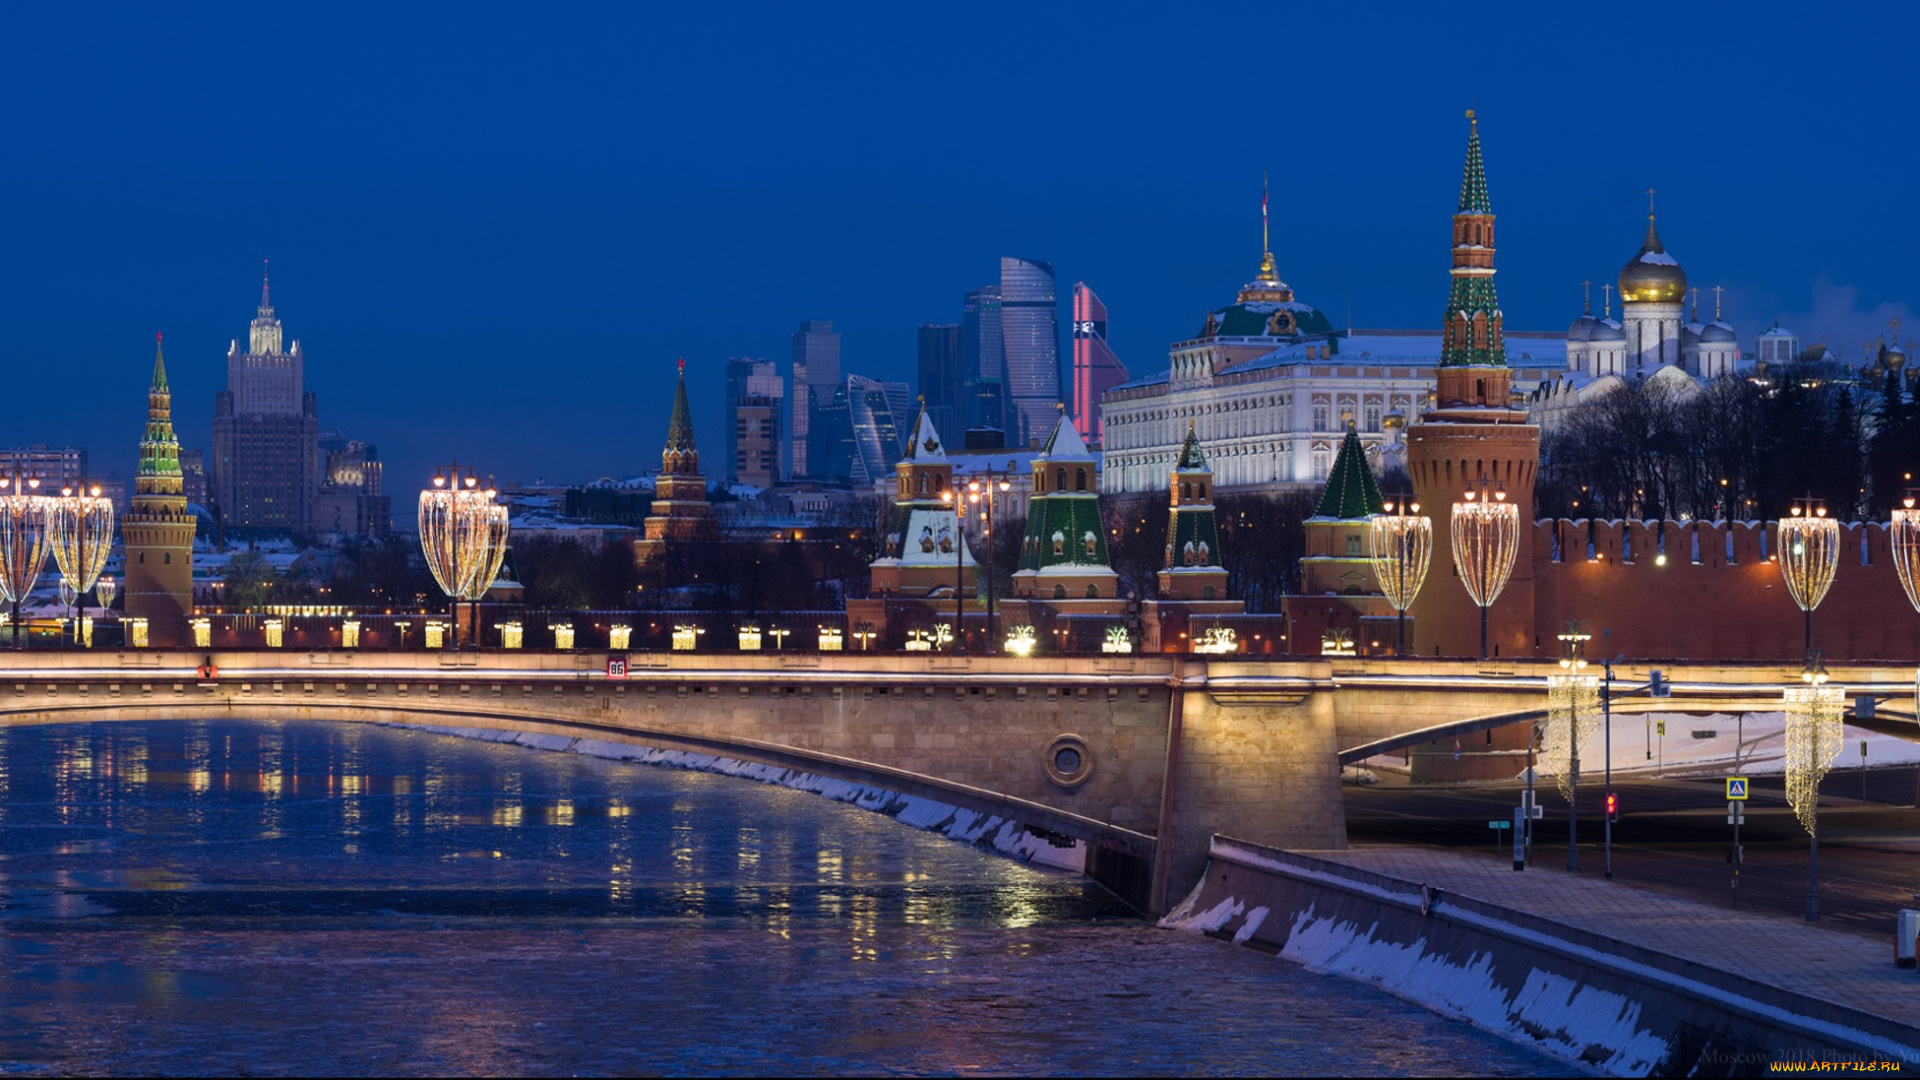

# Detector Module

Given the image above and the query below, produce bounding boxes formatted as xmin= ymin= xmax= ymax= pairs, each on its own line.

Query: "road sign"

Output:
xmin=1726 ymin=777 xmax=1749 ymax=800
xmin=606 ymin=655 xmax=628 ymax=678
xmin=1657 ymin=720 xmax=1666 ymax=736
xmin=1520 ymin=791 xmax=1545 ymax=819
xmin=1488 ymin=819 xmax=1512 ymax=830
xmin=1726 ymin=801 xmax=1745 ymax=825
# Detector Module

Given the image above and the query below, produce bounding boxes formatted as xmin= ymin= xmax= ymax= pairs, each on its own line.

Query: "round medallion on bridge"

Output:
xmin=1044 ymin=734 xmax=1093 ymax=788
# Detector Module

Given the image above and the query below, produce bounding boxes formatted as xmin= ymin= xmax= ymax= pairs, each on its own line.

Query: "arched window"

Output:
xmin=1075 ymin=469 xmax=1087 ymax=492
xmin=1056 ymin=467 xmax=1067 ymax=491
xmin=1182 ymin=541 xmax=1196 ymax=566
xmin=1181 ymin=481 xmax=1191 ymax=499
xmin=1085 ymin=584 xmax=1099 ymax=598
xmin=139 ymin=552 xmax=146 ymax=564
xmin=1052 ymin=585 xmax=1067 ymax=599
xmin=917 ymin=475 xmax=929 ymax=495
xmin=1198 ymin=482 xmax=1206 ymax=498
xmin=1052 ymin=531 xmax=1065 ymax=557
xmin=1197 ymin=541 xmax=1210 ymax=564
xmin=1083 ymin=532 xmax=1097 ymax=558
xmin=1203 ymin=585 xmax=1216 ymax=600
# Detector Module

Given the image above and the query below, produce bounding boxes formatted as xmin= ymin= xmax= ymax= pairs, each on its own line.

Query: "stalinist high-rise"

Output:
xmin=211 ymin=267 xmax=319 ymax=532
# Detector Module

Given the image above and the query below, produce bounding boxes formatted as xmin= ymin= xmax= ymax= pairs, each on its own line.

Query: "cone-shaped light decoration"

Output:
xmin=48 ymin=484 xmax=113 ymax=598
xmin=1784 ymin=658 xmax=1843 ymax=835
xmin=0 ymin=474 xmax=50 ymax=611
xmin=1450 ymin=477 xmax=1519 ymax=658
xmin=1890 ymin=496 xmax=1920 ymax=612
xmin=419 ymin=466 xmax=510 ymax=648
xmin=1369 ymin=496 xmax=1432 ymax=656
xmin=1779 ymin=498 xmax=1839 ymax=652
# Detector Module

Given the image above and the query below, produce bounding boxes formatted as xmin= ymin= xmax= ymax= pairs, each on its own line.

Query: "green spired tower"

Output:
xmin=1157 ymin=422 xmax=1227 ymax=601
xmin=123 ymin=334 xmax=197 ymax=646
xmin=1012 ymin=411 xmax=1118 ymax=601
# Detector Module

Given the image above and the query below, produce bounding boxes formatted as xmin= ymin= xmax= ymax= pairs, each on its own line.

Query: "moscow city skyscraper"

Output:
xmin=999 ymin=256 xmax=1061 ymax=447
xmin=915 ymin=324 xmax=961 ymax=444
xmin=1069 ymin=282 xmax=1129 ymax=446
xmin=789 ymin=320 xmax=841 ymax=479
xmin=210 ymin=268 xmax=319 ymax=532
xmin=960 ymin=286 xmax=1006 ymax=435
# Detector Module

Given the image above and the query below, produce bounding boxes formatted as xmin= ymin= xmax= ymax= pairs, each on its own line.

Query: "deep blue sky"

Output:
xmin=4 ymin=3 xmax=1916 ymax=493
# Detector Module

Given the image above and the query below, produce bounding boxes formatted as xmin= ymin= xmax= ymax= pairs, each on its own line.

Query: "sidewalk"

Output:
xmin=1313 ymin=846 xmax=1920 ymax=1031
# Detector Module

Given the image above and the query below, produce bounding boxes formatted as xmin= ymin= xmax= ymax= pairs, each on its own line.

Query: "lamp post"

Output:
xmin=962 ymin=469 xmax=1012 ymax=654
xmin=49 ymin=483 xmax=113 ymax=648
xmin=1785 ymin=653 xmax=1844 ymax=921
xmin=1549 ymin=623 xmax=1595 ymax=873
xmin=1889 ymin=492 xmax=1920 ymax=614
xmin=1369 ymin=494 xmax=1432 ymax=656
xmin=1778 ymin=496 xmax=1839 ymax=656
xmin=939 ymin=487 xmax=965 ymax=652
xmin=418 ymin=465 xmax=509 ymax=650
xmin=0 ymin=472 xmax=50 ymax=648
xmin=1451 ymin=475 xmax=1520 ymax=660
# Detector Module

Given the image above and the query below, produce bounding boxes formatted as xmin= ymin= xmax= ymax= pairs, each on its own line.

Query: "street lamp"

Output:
xmin=962 ymin=469 xmax=1012 ymax=654
xmin=1451 ymin=475 xmax=1520 ymax=659
xmin=1784 ymin=653 xmax=1844 ymax=921
xmin=49 ymin=483 xmax=112 ymax=647
xmin=1778 ymin=496 xmax=1839 ymax=656
xmin=1544 ymin=623 xmax=1599 ymax=872
xmin=939 ymin=487 xmax=966 ymax=652
xmin=1369 ymin=494 xmax=1432 ymax=656
xmin=1889 ymin=493 xmax=1920 ymax=613
xmin=0 ymin=472 xmax=50 ymax=648
xmin=418 ymin=465 xmax=509 ymax=650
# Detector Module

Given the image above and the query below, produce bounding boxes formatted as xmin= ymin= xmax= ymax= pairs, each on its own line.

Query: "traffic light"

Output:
xmin=1605 ymin=792 xmax=1619 ymax=822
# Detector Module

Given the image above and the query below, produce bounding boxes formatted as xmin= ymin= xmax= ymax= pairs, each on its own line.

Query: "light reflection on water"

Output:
xmin=0 ymin=720 xmax=1557 ymax=1076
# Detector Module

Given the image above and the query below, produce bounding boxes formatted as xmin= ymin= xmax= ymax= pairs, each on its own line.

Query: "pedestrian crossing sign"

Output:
xmin=1726 ymin=777 xmax=1749 ymax=801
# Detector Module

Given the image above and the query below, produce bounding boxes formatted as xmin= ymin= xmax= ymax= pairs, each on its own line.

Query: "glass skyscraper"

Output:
xmin=916 ymin=324 xmax=962 ymax=443
xmin=1070 ymin=282 xmax=1129 ymax=446
xmin=789 ymin=320 xmax=840 ymax=479
xmin=960 ymin=286 xmax=1006 ymax=435
xmin=1000 ymin=257 xmax=1061 ymax=447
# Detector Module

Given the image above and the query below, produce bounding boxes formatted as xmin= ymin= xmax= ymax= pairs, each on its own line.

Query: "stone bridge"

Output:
xmin=0 ymin=650 xmax=1912 ymax=913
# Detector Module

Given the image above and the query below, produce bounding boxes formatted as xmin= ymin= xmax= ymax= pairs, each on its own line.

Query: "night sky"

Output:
xmin=4 ymin=2 xmax=1915 ymax=493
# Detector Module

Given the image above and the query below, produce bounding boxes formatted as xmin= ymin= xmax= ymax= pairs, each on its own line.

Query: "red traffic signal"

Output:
xmin=1605 ymin=792 xmax=1619 ymax=821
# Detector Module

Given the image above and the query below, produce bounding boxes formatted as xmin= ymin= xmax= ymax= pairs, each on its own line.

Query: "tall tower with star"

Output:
xmin=1406 ymin=112 xmax=1540 ymax=658
xmin=123 ymin=335 xmax=197 ymax=646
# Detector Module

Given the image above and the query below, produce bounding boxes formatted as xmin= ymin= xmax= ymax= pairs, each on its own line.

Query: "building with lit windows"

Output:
xmin=211 ymin=269 xmax=320 ymax=531
xmin=1001 ymin=257 xmax=1062 ymax=447
xmin=1070 ymin=283 xmax=1129 ymax=446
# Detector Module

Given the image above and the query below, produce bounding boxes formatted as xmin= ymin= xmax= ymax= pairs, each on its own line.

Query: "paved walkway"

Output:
xmin=1313 ymin=846 xmax=1920 ymax=1031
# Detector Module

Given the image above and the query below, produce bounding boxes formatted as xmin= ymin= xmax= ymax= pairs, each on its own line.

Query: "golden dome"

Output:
xmin=1619 ymin=216 xmax=1686 ymax=304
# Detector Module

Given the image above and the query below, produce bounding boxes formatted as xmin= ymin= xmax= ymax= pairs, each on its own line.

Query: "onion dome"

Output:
xmin=1880 ymin=340 xmax=1907 ymax=372
xmin=1619 ymin=216 xmax=1687 ymax=304
xmin=1568 ymin=313 xmax=1601 ymax=342
xmin=1701 ymin=322 xmax=1736 ymax=344
xmin=1591 ymin=319 xmax=1625 ymax=343
xmin=1382 ymin=408 xmax=1406 ymax=430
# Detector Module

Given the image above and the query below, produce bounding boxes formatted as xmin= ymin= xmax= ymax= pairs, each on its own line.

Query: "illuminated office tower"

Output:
xmin=1001 ymin=257 xmax=1061 ymax=447
xmin=1070 ymin=282 xmax=1129 ymax=445
xmin=961 ymin=286 xmax=1007 ymax=434
xmin=916 ymin=324 xmax=962 ymax=442
xmin=789 ymin=320 xmax=841 ymax=479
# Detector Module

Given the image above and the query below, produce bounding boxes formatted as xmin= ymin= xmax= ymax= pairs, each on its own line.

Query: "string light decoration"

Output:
xmin=418 ymin=465 xmax=509 ymax=649
xmin=1194 ymin=626 xmax=1238 ymax=654
xmin=1101 ymin=625 xmax=1133 ymax=654
xmin=48 ymin=483 xmax=112 ymax=644
xmin=1005 ymin=625 xmax=1037 ymax=657
xmin=0 ymin=472 xmax=50 ymax=645
xmin=1451 ymin=476 xmax=1520 ymax=659
xmin=1540 ymin=672 xmax=1602 ymax=802
xmin=1778 ymin=497 xmax=1839 ymax=654
xmin=1890 ymin=494 xmax=1920 ymax=613
xmin=609 ymin=624 xmax=632 ymax=650
xmin=1369 ymin=496 xmax=1432 ymax=656
xmin=94 ymin=576 xmax=116 ymax=611
xmin=1784 ymin=655 xmax=1844 ymax=921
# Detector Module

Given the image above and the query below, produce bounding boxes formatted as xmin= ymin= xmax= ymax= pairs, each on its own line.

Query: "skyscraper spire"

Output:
xmin=259 ymin=259 xmax=272 ymax=315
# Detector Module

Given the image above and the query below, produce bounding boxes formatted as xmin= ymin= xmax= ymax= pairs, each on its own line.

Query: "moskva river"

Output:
xmin=0 ymin=720 xmax=1556 ymax=1075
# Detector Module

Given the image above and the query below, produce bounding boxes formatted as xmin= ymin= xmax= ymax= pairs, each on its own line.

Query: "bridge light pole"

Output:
xmin=1451 ymin=476 xmax=1519 ymax=660
xmin=1784 ymin=653 xmax=1843 ymax=921
xmin=49 ymin=483 xmax=112 ymax=648
xmin=419 ymin=465 xmax=509 ymax=651
xmin=939 ymin=487 xmax=964 ymax=652
xmin=0 ymin=472 xmax=50 ymax=649
xmin=1548 ymin=623 xmax=1596 ymax=873
xmin=1369 ymin=494 xmax=1432 ymax=656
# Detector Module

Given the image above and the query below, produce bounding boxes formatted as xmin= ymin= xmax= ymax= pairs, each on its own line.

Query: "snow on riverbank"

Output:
xmin=393 ymin=724 xmax=1087 ymax=872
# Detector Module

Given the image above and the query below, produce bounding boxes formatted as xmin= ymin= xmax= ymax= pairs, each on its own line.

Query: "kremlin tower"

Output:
xmin=122 ymin=336 xmax=197 ymax=646
xmin=638 ymin=359 xmax=717 ymax=558
xmin=1406 ymin=112 xmax=1540 ymax=659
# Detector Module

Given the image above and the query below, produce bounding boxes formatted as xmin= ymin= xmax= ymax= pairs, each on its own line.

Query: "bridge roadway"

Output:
xmin=0 ymin=649 xmax=1912 ymax=913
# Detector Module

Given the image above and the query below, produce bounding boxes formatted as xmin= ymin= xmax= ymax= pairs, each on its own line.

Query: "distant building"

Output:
xmin=961 ymin=286 xmax=1007 ymax=433
xmin=312 ymin=435 xmax=390 ymax=536
xmin=211 ymin=269 xmax=319 ymax=532
xmin=790 ymin=320 xmax=841 ymax=479
xmin=1070 ymin=283 xmax=1129 ymax=446
xmin=916 ymin=324 xmax=962 ymax=443
xmin=177 ymin=447 xmax=209 ymax=508
xmin=725 ymin=358 xmax=783 ymax=488
xmin=0 ymin=445 xmax=87 ymax=489
xmin=813 ymin=374 xmax=910 ymax=486
xmin=1001 ymin=257 xmax=1062 ymax=446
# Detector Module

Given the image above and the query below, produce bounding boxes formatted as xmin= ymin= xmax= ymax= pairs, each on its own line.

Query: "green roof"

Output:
xmin=666 ymin=361 xmax=696 ymax=454
xmin=1314 ymin=425 xmax=1384 ymax=520
xmin=1174 ymin=422 xmax=1208 ymax=471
